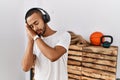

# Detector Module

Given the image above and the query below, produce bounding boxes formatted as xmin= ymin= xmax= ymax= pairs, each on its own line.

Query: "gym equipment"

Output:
xmin=90 ymin=31 xmax=104 ymax=46
xmin=100 ymin=35 xmax=113 ymax=48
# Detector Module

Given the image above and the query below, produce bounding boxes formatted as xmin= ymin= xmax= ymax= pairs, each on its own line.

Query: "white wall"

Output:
xmin=0 ymin=0 xmax=25 ymax=80
xmin=25 ymin=0 xmax=120 ymax=79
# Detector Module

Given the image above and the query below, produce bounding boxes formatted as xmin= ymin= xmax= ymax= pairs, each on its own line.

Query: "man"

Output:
xmin=22 ymin=8 xmax=71 ymax=80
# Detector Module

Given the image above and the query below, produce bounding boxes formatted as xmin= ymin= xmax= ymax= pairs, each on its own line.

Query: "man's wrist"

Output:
xmin=33 ymin=35 xmax=39 ymax=41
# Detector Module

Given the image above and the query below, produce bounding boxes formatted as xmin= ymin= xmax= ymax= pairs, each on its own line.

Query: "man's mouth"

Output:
xmin=36 ymin=29 xmax=43 ymax=35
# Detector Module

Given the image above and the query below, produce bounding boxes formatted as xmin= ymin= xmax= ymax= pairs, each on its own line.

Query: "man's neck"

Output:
xmin=42 ymin=24 xmax=56 ymax=37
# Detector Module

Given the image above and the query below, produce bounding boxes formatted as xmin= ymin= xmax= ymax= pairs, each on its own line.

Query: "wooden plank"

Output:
xmin=81 ymin=76 xmax=98 ymax=80
xmin=82 ymin=67 xmax=116 ymax=80
xmin=68 ymin=56 xmax=82 ymax=61
xmin=68 ymin=79 xmax=75 ymax=80
xmin=68 ymin=67 xmax=81 ymax=75
xmin=82 ymin=62 xmax=116 ymax=73
xmin=68 ymin=50 xmax=82 ymax=56
xmin=68 ymin=78 xmax=79 ymax=80
xmin=68 ymin=65 xmax=82 ymax=71
xmin=82 ymin=46 xmax=118 ymax=56
xmin=82 ymin=52 xmax=117 ymax=61
xmin=69 ymin=45 xmax=83 ymax=51
xmin=82 ymin=57 xmax=116 ymax=67
xmin=68 ymin=59 xmax=81 ymax=66
xmin=68 ymin=73 xmax=81 ymax=80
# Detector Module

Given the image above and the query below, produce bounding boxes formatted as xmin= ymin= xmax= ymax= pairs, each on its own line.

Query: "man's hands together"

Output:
xmin=25 ymin=24 xmax=37 ymax=41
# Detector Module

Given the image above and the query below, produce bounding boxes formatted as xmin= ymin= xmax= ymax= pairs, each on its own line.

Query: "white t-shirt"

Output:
xmin=33 ymin=31 xmax=71 ymax=80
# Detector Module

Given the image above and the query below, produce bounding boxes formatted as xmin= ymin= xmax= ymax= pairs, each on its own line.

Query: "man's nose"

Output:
xmin=33 ymin=25 xmax=38 ymax=31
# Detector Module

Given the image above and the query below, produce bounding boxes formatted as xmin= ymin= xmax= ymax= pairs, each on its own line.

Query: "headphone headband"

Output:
xmin=25 ymin=7 xmax=50 ymax=23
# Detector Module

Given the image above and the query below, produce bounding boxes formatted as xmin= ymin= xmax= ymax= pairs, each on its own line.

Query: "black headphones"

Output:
xmin=26 ymin=7 xmax=50 ymax=23
xmin=100 ymin=35 xmax=113 ymax=48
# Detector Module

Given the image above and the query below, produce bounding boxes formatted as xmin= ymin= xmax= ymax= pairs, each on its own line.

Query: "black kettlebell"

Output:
xmin=100 ymin=35 xmax=113 ymax=48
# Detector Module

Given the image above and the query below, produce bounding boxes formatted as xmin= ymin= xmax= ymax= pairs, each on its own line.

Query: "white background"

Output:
xmin=0 ymin=0 xmax=25 ymax=80
xmin=0 ymin=0 xmax=119 ymax=80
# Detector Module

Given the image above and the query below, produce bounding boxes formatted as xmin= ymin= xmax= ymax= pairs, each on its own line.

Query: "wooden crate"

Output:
xmin=68 ymin=45 xmax=118 ymax=80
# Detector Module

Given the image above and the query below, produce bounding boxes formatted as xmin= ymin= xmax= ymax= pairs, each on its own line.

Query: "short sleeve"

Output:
xmin=56 ymin=31 xmax=71 ymax=50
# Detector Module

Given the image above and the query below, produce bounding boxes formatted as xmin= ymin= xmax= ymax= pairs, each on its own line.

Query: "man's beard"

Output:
xmin=38 ymin=26 xmax=46 ymax=37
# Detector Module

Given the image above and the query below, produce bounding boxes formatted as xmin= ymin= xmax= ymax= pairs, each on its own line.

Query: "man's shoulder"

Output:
xmin=57 ymin=31 xmax=71 ymax=36
xmin=56 ymin=31 xmax=71 ymax=41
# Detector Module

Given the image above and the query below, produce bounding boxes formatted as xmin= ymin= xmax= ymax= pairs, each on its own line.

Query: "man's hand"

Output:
xmin=26 ymin=24 xmax=37 ymax=40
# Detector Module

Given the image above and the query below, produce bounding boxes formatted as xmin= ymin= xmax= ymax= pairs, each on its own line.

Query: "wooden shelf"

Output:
xmin=68 ymin=45 xmax=118 ymax=80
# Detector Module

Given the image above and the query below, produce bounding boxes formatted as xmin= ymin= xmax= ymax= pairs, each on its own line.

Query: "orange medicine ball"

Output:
xmin=90 ymin=31 xmax=104 ymax=46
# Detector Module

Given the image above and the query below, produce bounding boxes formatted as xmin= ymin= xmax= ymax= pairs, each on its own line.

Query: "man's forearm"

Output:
xmin=22 ymin=40 xmax=35 ymax=72
xmin=35 ymin=38 xmax=66 ymax=62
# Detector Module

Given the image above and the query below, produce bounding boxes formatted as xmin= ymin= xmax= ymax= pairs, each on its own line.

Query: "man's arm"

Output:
xmin=35 ymin=38 xmax=66 ymax=62
xmin=22 ymin=40 xmax=36 ymax=72
xmin=22 ymin=24 xmax=37 ymax=72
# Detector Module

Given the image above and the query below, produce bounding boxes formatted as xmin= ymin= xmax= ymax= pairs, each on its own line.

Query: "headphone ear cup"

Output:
xmin=43 ymin=14 xmax=50 ymax=23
